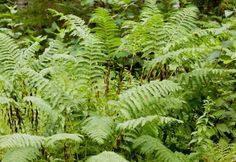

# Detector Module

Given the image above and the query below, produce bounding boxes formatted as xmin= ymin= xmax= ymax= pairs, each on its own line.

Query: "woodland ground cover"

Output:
xmin=0 ymin=0 xmax=236 ymax=162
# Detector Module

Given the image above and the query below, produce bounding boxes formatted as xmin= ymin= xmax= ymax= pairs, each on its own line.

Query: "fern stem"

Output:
xmin=64 ymin=143 xmax=69 ymax=162
xmin=15 ymin=107 xmax=22 ymax=132
xmin=129 ymin=53 xmax=135 ymax=85
xmin=117 ymin=63 xmax=125 ymax=94
xmin=84 ymin=139 xmax=88 ymax=160
xmin=105 ymin=60 xmax=111 ymax=96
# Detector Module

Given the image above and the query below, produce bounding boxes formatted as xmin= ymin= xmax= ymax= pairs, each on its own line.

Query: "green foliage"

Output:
xmin=45 ymin=133 xmax=83 ymax=147
xmin=116 ymin=80 xmax=182 ymax=118
xmin=0 ymin=1 xmax=236 ymax=162
xmin=82 ymin=115 xmax=114 ymax=144
xmin=91 ymin=8 xmax=121 ymax=57
xmin=87 ymin=151 xmax=128 ymax=162
xmin=2 ymin=147 xmax=41 ymax=162
xmin=133 ymin=135 xmax=181 ymax=162
xmin=0 ymin=134 xmax=44 ymax=149
xmin=117 ymin=115 xmax=183 ymax=130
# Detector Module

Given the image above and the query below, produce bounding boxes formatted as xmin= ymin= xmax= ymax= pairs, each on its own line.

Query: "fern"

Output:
xmin=0 ymin=33 xmax=19 ymax=77
xmin=133 ymin=135 xmax=181 ymax=162
xmin=49 ymin=9 xmax=90 ymax=40
xmin=23 ymin=96 xmax=59 ymax=122
xmin=50 ymin=10 xmax=107 ymax=93
xmin=82 ymin=115 xmax=114 ymax=144
xmin=195 ymin=139 xmax=236 ymax=162
xmin=0 ymin=134 xmax=44 ymax=149
xmin=0 ymin=96 xmax=13 ymax=105
xmin=177 ymin=68 xmax=236 ymax=88
xmin=140 ymin=0 xmax=162 ymax=22
xmin=2 ymin=147 xmax=40 ymax=162
xmin=87 ymin=151 xmax=128 ymax=162
xmin=116 ymin=80 xmax=182 ymax=118
xmin=20 ymin=67 xmax=52 ymax=93
xmin=117 ymin=115 xmax=183 ymax=130
xmin=91 ymin=8 xmax=121 ymax=56
xmin=75 ymin=37 xmax=107 ymax=91
xmin=20 ymin=41 xmax=41 ymax=65
xmin=32 ymin=39 xmax=67 ymax=71
xmin=145 ymin=47 xmax=210 ymax=71
xmin=45 ymin=133 xmax=83 ymax=147
xmin=142 ymin=6 xmax=198 ymax=56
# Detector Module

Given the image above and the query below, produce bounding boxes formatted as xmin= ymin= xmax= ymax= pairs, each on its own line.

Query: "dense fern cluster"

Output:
xmin=0 ymin=1 xmax=236 ymax=162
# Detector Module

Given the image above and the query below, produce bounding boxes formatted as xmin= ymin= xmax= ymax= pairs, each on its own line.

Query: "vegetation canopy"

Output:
xmin=0 ymin=0 xmax=236 ymax=161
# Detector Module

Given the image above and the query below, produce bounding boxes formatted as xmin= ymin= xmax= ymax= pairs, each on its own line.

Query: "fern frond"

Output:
xmin=75 ymin=37 xmax=107 ymax=91
xmin=140 ymin=0 xmax=162 ymax=22
xmin=91 ymin=8 xmax=120 ymax=56
xmin=145 ymin=47 xmax=208 ymax=71
xmin=0 ymin=134 xmax=44 ymax=149
xmin=21 ymin=41 xmax=40 ymax=63
xmin=0 ymin=33 xmax=19 ymax=77
xmin=142 ymin=6 xmax=198 ymax=57
xmin=32 ymin=39 xmax=67 ymax=71
xmin=133 ymin=135 xmax=181 ymax=162
xmin=117 ymin=80 xmax=182 ymax=118
xmin=64 ymin=14 xmax=91 ymax=39
xmin=117 ymin=115 xmax=183 ymax=130
xmin=82 ymin=115 xmax=114 ymax=144
xmin=0 ymin=75 xmax=12 ymax=91
xmin=0 ymin=97 xmax=13 ymax=105
xmin=221 ymin=142 xmax=236 ymax=162
xmin=49 ymin=9 xmax=90 ymax=40
xmin=52 ymin=54 xmax=77 ymax=62
xmin=177 ymin=68 xmax=236 ymax=88
xmin=20 ymin=67 xmax=52 ymax=92
xmin=45 ymin=133 xmax=83 ymax=147
xmin=2 ymin=147 xmax=40 ymax=162
xmin=167 ymin=6 xmax=198 ymax=32
xmin=86 ymin=151 xmax=128 ymax=162
xmin=23 ymin=96 xmax=59 ymax=121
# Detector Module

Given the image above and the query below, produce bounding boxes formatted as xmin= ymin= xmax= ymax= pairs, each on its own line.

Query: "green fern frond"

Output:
xmin=91 ymin=8 xmax=120 ymax=56
xmin=86 ymin=151 xmax=129 ymax=162
xmin=21 ymin=41 xmax=40 ymax=63
xmin=117 ymin=115 xmax=183 ymax=130
xmin=167 ymin=6 xmax=198 ymax=32
xmin=145 ymin=47 xmax=208 ymax=71
xmin=133 ymin=135 xmax=181 ymax=162
xmin=117 ymin=80 xmax=182 ymax=118
xmin=20 ymin=67 xmax=78 ymax=114
xmin=2 ymin=147 xmax=40 ymax=162
xmin=221 ymin=142 xmax=236 ymax=162
xmin=20 ymin=67 xmax=52 ymax=92
xmin=0 ymin=33 xmax=19 ymax=77
xmin=197 ymin=139 xmax=236 ymax=162
xmin=82 ymin=115 xmax=114 ymax=144
xmin=140 ymin=0 xmax=162 ymax=22
xmin=0 ymin=96 xmax=13 ymax=105
xmin=0 ymin=134 xmax=44 ymax=149
xmin=52 ymin=54 xmax=77 ymax=62
xmin=75 ymin=37 xmax=107 ymax=90
xmin=45 ymin=133 xmax=83 ymax=147
xmin=23 ymin=96 xmax=59 ymax=121
xmin=177 ymin=68 xmax=236 ymax=87
xmin=64 ymin=14 xmax=91 ymax=39
xmin=49 ymin=9 xmax=90 ymax=40
xmin=142 ymin=6 xmax=198 ymax=57
xmin=32 ymin=39 xmax=67 ymax=71
xmin=0 ymin=75 xmax=12 ymax=91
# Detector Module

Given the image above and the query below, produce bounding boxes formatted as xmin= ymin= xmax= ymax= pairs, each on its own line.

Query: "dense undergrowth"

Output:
xmin=0 ymin=0 xmax=236 ymax=161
